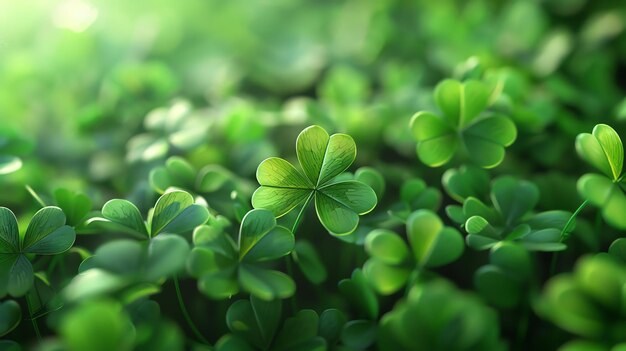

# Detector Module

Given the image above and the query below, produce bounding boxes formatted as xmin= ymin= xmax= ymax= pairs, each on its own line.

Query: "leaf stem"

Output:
xmin=25 ymin=293 xmax=42 ymax=343
xmin=285 ymin=192 xmax=315 ymax=314
xmin=292 ymin=192 xmax=315 ymax=234
xmin=549 ymin=200 xmax=589 ymax=276
xmin=173 ymin=275 xmax=210 ymax=346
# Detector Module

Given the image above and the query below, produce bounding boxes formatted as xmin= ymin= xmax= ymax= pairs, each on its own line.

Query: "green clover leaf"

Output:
xmin=473 ymin=242 xmax=532 ymax=308
xmin=252 ymin=125 xmax=377 ymax=235
xmin=539 ymin=254 xmax=626 ymax=340
xmin=410 ymin=79 xmax=517 ymax=168
xmin=63 ymin=235 xmax=189 ymax=302
xmin=442 ymin=165 xmax=491 ymax=203
xmin=338 ymin=269 xmax=379 ymax=320
xmin=0 ymin=206 xmax=75 ymax=297
xmin=378 ymin=280 xmax=505 ymax=351
xmin=188 ymin=209 xmax=295 ymax=301
xmin=576 ymin=124 xmax=626 ymax=229
xmin=455 ymin=176 xmax=570 ymax=251
xmin=363 ymin=210 xmax=464 ymax=295
xmin=87 ymin=190 xmax=209 ymax=239
xmin=0 ymin=300 xmax=21 ymax=337
xmin=150 ymin=156 xmax=245 ymax=195
xmin=388 ymin=178 xmax=442 ymax=222
xmin=220 ymin=296 xmax=327 ymax=351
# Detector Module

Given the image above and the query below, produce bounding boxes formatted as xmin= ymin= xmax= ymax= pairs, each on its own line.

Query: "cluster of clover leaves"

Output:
xmin=4 ymin=79 xmax=626 ymax=350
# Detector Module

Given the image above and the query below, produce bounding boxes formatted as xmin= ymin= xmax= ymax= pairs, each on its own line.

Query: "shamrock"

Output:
xmin=252 ymin=125 xmax=377 ymax=235
xmin=86 ymin=190 xmax=209 ymax=239
xmin=540 ymin=254 xmax=626 ymax=345
xmin=363 ymin=210 xmax=464 ymax=295
xmin=388 ymin=178 xmax=442 ymax=222
xmin=217 ymin=296 xmax=327 ymax=351
xmin=63 ymin=235 xmax=190 ymax=302
xmin=187 ymin=209 xmax=295 ymax=300
xmin=452 ymin=176 xmax=571 ymax=251
xmin=410 ymin=79 xmax=517 ymax=168
xmin=576 ymin=124 xmax=626 ymax=229
xmin=378 ymin=280 xmax=506 ymax=351
xmin=1 ymin=206 xmax=76 ymax=297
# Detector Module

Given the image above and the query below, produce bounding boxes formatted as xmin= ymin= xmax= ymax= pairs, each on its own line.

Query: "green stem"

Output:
xmin=550 ymin=200 xmax=589 ymax=276
xmin=285 ymin=192 xmax=315 ymax=314
xmin=25 ymin=294 xmax=42 ymax=343
xmin=174 ymin=275 xmax=210 ymax=346
xmin=559 ymin=200 xmax=589 ymax=242
xmin=292 ymin=192 xmax=315 ymax=234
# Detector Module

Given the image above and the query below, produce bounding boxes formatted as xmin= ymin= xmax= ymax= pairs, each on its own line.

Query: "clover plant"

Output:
xmin=188 ymin=209 xmax=295 ymax=300
xmin=449 ymin=176 xmax=571 ymax=251
xmin=539 ymin=254 xmax=626 ymax=348
xmin=576 ymin=124 xmax=626 ymax=229
xmin=378 ymin=280 xmax=506 ymax=351
xmin=5 ymin=7 xmax=626 ymax=348
xmin=251 ymin=125 xmax=377 ymax=235
xmin=0 ymin=207 xmax=75 ymax=297
xmin=364 ymin=209 xmax=464 ymax=295
xmin=86 ymin=190 xmax=209 ymax=239
xmin=410 ymin=79 xmax=517 ymax=168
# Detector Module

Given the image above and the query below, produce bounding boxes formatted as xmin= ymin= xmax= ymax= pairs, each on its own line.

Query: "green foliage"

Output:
xmin=576 ymin=124 xmax=626 ymax=229
xmin=252 ymin=125 xmax=377 ymax=235
xmin=364 ymin=210 xmax=464 ymax=295
xmin=539 ymin=254 xmax=626 ymax=347
xmin=450 ymin=176 xmax=571 ymax=251
xmin=0 ymin=206 xmax=75 ymax=297
xmin=388 ymin=178 xmax=442 ymax=221
xmin=2 ymin=2 xmax=626 ymax=348
xmin=188 ymin=209 xmax=295 ymax=300
xmin=59 ymin=299 xmax=136 ymax=351
xmin=87 ymin=190 xmax=209 ymax=239
xmin=0 ymin=299 xmax=21 ymax=337
xmin=378 ymin=280 xmax=506 ymax=351
xmin=410 ymin=79 xmax=517 ymax=168
xmin=474 ymin=242 xmax=533 ymax=308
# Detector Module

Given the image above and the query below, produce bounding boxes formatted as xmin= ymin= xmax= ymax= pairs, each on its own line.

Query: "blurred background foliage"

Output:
xmin=2 ymin=0 xmax=626 ymax=349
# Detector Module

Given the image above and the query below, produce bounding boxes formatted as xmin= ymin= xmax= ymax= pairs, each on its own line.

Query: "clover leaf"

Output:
xmin=150 ymin=156 xmax=246 ymax=195
xmin=539 ymin=254 xmax=626 ymax=344
xmin=388 ymin=178 xmax=442 ymax=222
xmin=378 ymin=280 xmax=505 ymax=351
xmin=0 ymin=300 xmax=21 ymax=337
xmin=442 ymin=165 xmax=491 ymax=203
xmin=87 ymin=190 xmax=209 ymax=239
xmin=188 ymin=209 xmax=295 ymax=300
xmin=576 ymin=124 xmax=626 ymax=229
xmin=219 ymin=296 xmax=327 ymax=351
xmin=293 ymin=240 xmax=327 ymax=285
xmin=252 ymin=125 xmax=377 ymax=235
xmin=0 ymin=206 xmax=75 ymax=297
xmin=338 ymin=269 xmax=379 ymax=320
xmin=410 ymin=79 xmax=517 ymax=168
xmin=64 ymin=234 xmax=190 ymax=302
xmin=454 ymin=176 xmax=570 ymax=251
xmin=474 ymin=242 xmax=532 ymax=308
xmin=363 ymin=210 xmax=464 ymax=295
